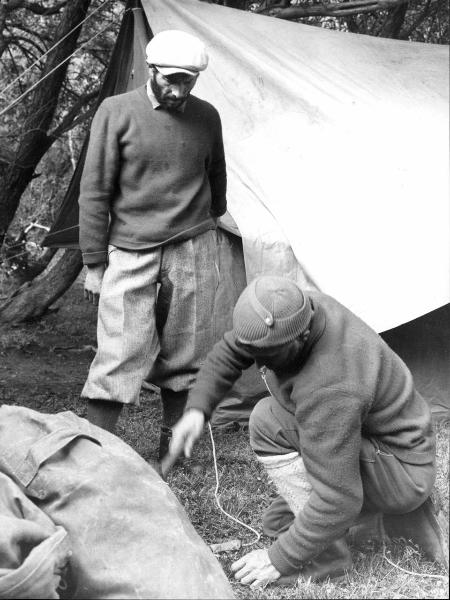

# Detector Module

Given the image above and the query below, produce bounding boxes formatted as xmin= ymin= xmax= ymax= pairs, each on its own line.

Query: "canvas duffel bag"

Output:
xmin=0 ymin=405 xmax=234 ymax=599
xmin=0 ymin=471 xmax=71 ymax=599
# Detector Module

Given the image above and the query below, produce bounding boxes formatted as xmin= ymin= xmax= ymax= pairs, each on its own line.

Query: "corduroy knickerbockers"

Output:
xmin=82 ymin=229 xmax=219 ymax=405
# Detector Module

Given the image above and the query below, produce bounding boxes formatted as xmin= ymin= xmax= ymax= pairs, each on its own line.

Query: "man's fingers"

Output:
xmin=240 ymin=573 xmax=259 ymax=586
xmin=231 ymin=557 xmax=246 ymax=572
xmin=234 ymin=566 xmax=252 ymax=581
xmin=169 ymin=432 xmax=186 ymax=457
xmin=170 ymin=411 xmax=204 ymax=459
xmin=184 ymin=434 xmax=195 ymax=457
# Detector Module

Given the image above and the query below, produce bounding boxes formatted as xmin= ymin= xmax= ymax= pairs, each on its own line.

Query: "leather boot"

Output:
xmin=158 ymin=426 xmax=173 ymax=461
xmin=263 ymin=497 xmax=352 ymax=585
xmin=278 ymin=538 xmax=352 ymax=585
xmin=383 ymin=496 xmax=449 ymax=568
xmin=159 ymin=389 xmax=188 ymax=460
xmin=347 ymin=511 xmax=386 ymax=547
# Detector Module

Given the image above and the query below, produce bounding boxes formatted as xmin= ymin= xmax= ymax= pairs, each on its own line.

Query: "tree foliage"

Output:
xmin=0 ymin=1 xmax=124 ymax=310
xmin=0 ymin=0 xmax=124 ymax=321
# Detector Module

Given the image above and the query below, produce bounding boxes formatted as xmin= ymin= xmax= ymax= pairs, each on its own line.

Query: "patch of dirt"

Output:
xmin=0 ymin=278 xmax=97 ymax=404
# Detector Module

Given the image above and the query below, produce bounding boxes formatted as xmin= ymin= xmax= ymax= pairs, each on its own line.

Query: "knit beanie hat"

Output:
xmin=233 ymin=276 xmax=312 ymax=349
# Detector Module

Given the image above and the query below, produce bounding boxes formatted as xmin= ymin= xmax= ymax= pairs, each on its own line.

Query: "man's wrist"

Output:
xmin=184 ymin=403 xmax=210 ymax=421
xmin=184 ymin=407 xmax=206 ymax=420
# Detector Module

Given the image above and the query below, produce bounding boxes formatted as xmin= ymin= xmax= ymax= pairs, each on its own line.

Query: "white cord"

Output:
xmin=382 ymin=544 xmax=448 ymax=581
xmin=0 ymin=19 xmax=117 ymax=118
xmin=208 ymin=422 xmax=261 ymax=547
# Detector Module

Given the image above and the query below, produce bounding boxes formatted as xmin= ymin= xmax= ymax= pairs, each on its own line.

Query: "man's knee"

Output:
xmin=249 ymin=396 xmax=299 ymax=455
xmin=249 ymin=395 xmax=273 ymax=433
xmin=249 ymin=396 xmax=279 ymax=452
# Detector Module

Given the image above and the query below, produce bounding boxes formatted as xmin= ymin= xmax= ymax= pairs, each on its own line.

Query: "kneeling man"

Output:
xmin=171 ymin=276 xmax=447 ymax=587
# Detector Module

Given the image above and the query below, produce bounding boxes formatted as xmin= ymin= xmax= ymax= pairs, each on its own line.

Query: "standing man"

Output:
xmin=79 ymin=30 xmax=226 ymax=458
xmin=171 ymin=276 xmax=448 ymax=587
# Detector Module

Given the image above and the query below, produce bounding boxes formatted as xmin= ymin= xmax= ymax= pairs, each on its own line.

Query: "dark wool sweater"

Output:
xmin=186 ymin=292 xmax=435 ymax=575
xmin=79 ymin=86 xmax=227 ymax=265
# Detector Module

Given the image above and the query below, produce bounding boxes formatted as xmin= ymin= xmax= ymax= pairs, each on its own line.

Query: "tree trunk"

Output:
xmin=380 ymin=2 xmax=408 ymax=38
xmin=0 ymin=248 xmax=83 ymax=323
xmin=0 ymin=0 xmax=91 ymax=248
xmin=272 ymin=0 xmax=407 ymax=19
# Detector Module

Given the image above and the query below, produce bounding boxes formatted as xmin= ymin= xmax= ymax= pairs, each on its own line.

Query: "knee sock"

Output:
xmin=256 ymin=451 xmax=312 ymax=515
xmin=159 ymin=390 xmax=188 ymax=460
xmin=160 ymin=389 xmax=188 ymax=429
xmin=86 ymin=399 xmax=123 ymax=433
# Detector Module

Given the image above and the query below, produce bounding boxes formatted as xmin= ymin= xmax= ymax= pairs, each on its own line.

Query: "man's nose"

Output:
xmin=168 ymin=83 xmax=187 ymax=98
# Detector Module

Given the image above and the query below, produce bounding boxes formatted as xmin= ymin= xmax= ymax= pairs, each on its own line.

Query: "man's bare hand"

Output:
xmin=170 ymin=409 xmax=205 ymax=458
xmin=231 ymin=549 xmax=281 ymax=589
xmin=84 ymin=264 xmax=106 ymax=306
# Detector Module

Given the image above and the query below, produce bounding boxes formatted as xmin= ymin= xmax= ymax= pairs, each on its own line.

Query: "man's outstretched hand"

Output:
xmin=170 ymin=408 xmax=205 ymax=458
xmin=231 ymin=549 xmax=281 ymax=589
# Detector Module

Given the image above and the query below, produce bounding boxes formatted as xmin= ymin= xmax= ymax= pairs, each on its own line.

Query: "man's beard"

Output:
xmin=151 ymin=76 xmax=188 ymax=110
xmin=254 ymin=339 xmax=305 ymax=372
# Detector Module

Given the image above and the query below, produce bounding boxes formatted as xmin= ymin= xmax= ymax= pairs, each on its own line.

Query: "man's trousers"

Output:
xmin=249 ymin=395 xmax=436 ymax=518
xmin=81 ymin=230 xmax=219 ymax=405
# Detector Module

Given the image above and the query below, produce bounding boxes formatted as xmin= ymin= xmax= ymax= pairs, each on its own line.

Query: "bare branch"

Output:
xmin=53 ymin=103 xmax=96 ymax=137
xmin=9 ymin=21 xmax=53 ymax=44
xmin=9 ymin=38 xmax=41 ymax=62
xmin=268 ymin=0 xmax=408 ymax=19
xmin=50 ymin=88 xmax=99 ymax=138
xmin=6 ymin=30 xmax=46 ymax=55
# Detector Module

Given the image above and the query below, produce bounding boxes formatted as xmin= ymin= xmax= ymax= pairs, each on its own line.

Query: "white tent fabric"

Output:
xmin=142 ymin=0 xmax=449 ymax=332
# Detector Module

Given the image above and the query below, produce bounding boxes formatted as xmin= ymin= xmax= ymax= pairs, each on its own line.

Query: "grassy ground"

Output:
xmin=0 ymin=279 xmax=448 ymax=599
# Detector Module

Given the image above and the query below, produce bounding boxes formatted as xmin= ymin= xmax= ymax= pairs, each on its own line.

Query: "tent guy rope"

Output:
xmin=0 ymin=2 xmax=118 ymax=118
xmin=0 ymin=0 xmax=115 ymax=101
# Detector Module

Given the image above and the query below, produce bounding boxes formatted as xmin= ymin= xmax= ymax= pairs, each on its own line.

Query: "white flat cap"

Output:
xmin=146 ymin=30 xmax=208 ymax=76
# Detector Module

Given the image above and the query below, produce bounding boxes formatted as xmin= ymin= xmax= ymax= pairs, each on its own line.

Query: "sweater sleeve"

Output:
xmin=186 ymin=331 xmax=254 ymax=419
xmin=78 ymin=101 xmax=120 ymax=265
xmin=208 ymin=110 xmax=227 ymax=219
xmin=268 ymin=385 xmax=365 ymax=575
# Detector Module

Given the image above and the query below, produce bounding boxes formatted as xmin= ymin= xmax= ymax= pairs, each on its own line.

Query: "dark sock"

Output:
xmin=86 ymin=399 xmax=123 ymax=433
xmin=160 ymin=389 xmax=188 ymax=428
xmin=159 ymin=390 xmax=188 ymax=460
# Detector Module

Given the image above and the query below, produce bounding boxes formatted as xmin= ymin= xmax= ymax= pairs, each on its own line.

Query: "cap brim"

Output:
xmin=155 ymin=65 xmax=198 ymax=77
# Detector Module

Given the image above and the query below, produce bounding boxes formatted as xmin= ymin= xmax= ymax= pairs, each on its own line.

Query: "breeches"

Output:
xmin=249 ymin=396 xmax=436 ymax=515
xmin=82 ymin=230 xmax=219 ymax=405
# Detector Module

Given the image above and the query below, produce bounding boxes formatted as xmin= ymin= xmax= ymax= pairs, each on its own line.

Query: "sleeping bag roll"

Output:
xmin=0 ymin=405 xmax=234 ymax=599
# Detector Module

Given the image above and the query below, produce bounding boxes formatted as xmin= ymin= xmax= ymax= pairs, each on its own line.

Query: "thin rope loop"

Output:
xmin=208 ymin=422 xmax=261 ymax=547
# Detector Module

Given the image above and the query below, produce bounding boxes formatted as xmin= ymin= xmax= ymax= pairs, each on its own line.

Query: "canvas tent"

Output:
xmin=44 ymin=0 xmax=449 ymax=422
